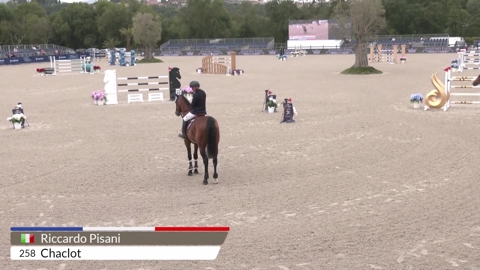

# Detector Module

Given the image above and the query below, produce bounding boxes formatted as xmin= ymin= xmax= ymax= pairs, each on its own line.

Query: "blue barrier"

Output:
xmin=0 ymin=53 xmax=89 ymax=66
xmin=118 ymin=50 xmax=136 ymax=66
xmin=109 ymin=50 xmax=115 ymax=65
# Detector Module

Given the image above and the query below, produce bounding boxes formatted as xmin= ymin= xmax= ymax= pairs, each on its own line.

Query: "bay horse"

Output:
xmin=175 ymin=94 xmax=220 ymax=185
xmin=473 ymin=74 xmax=480 ymax=86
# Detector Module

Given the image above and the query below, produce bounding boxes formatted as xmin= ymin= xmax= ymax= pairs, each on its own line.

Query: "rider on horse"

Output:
xmin=179 ymin=80 xmax=207 ymax=138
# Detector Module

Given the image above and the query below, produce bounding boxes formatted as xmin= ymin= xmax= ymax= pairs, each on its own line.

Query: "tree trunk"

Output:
xmin=353 ymin=43 xmax=369 ymax=67
xmin=145 ymin=46 xmax=153 ymax=60
xmin=126 ymin=37 xmax=131 ymax=52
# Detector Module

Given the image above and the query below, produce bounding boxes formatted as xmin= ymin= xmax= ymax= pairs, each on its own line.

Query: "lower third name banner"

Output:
xmin=11 ymin=246 xmax=221 ymax=260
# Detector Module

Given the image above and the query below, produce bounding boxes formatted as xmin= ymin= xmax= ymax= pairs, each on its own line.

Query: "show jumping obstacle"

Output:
xmin=104 ymin=70 xmax=169 ymax=104
xmin=457 ymin=51 xmax=480 ymax=72
xmin=369 ymin=44 xmax=406 ymax=64
xmin=291 ymin=46 xmax=306 ymax=57
xmin=201 ymin=52 xmax=237 ymax=75
xmin=425 ymin=67 xmax=480 ymax=111
xmin=103 ymin=69 xmax=181 ymax=104
xmin=49 ymin=56 xmax=87 ymax=75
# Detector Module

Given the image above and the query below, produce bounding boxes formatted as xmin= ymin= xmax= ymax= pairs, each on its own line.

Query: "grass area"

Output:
xmin=137 ymin=58 xmax=163 ymax=64
xmin=341 ymin=66 xmax=383 ymax=75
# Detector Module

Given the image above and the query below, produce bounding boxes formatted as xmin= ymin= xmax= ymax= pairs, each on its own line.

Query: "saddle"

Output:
xmin=186 ymin=114 xmax=206 ymax=130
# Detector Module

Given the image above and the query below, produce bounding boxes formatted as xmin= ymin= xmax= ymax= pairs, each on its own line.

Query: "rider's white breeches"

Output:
xmin=183 ymin=112 xmax=195 ymax=121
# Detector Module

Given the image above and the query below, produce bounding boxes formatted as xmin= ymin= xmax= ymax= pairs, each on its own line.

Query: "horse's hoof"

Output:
xmin=203 ymin=181 xmax=208 ymax=185
xmin=194 ymin=169 xmax=199 ymax=174
xmin=188 ymin=171 xmax=193 ymax=176
xmin=213 ymin=179 xmax=219 ymax=184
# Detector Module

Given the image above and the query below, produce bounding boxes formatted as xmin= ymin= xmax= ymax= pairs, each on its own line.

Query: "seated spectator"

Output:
xmin=14 ymin=47 xmax=18 ymax=52
xmin=40 ymin=50 xmax=45 ymax=55
xmin=55 ymin=49 xmax=59 ymax=55
xmin=9 ymin=52 xmax=15 ymax=58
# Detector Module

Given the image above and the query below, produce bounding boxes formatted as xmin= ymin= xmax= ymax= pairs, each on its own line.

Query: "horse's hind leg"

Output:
xmin=193 ymin=144 xmax=199 ymax=174
xmin=212 ymin=155 xmax=218 ymax=184
xmin=200 ymin=148 xmax=209 ymax=185
xmin=185 ymin=140 xmax=193 ymax=176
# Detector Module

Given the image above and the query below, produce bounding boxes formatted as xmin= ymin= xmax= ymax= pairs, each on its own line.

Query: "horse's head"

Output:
xmin=169 ymin=67 xmax=181 ymax=88
xmin=175 ymin=91 xmax=190 ymax=117
xmin=473 ymin=74 xmax=480 ymax=86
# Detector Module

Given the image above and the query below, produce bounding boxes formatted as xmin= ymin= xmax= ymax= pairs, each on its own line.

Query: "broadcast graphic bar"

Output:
xmin=10 ymin=226 xmax=229 ymax=260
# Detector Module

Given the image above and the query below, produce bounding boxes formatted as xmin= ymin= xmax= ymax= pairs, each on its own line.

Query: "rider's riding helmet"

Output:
xmin=189 ymin=81 xmax=200 ymax=88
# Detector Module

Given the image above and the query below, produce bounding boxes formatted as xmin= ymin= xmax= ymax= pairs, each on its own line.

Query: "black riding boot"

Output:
xmin=178 ymin=121 xmax=187 ymax=138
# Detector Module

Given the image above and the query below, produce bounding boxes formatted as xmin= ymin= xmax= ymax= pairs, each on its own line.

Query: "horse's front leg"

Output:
xmin=193 ymin=144 xmax=199 ymax=174
xmin=185 ymin=140 xmax=193 ymax=176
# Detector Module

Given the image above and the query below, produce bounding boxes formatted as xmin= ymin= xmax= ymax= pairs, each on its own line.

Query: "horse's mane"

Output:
xmin=181 ymin=95 xmax=191 ymax=106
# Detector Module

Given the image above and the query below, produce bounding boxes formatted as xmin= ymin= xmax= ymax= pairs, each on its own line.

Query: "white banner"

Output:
xmin=11 ymin=246 xmax=221 ymax=260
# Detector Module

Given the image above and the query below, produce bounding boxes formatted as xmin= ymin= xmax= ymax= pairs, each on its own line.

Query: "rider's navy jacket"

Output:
xmin=190 ymin=89 xmax=207 ymax=115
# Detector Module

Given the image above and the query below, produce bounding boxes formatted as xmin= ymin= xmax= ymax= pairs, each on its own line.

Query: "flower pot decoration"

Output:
xmin=36 ymin=68 xmax=45 ymax=76
xmin=7 ymin=113 xmax=26 ymax=129
xmin=266 ymin=98 xmax=278 ymax=113
xmin=196 ymin=68 xmax=202 ymax=73
xmin=91 ymin=90 xmax=107 ymax=105
xmin=400 ymin=57 xmax=406 ymax=63
xmin=94 ymin=66 xmax=101 ymax=73
xmin=410 ymin=93 xmax=423 ymax=109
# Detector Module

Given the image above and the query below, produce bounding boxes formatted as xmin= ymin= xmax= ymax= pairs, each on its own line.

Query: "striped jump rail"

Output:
xmin=457 ymin=52 xmax=480 ymax=72
xmin=104 ymin=71 xmax=170 ymax=104
xmin=50 ymin=56 xmax=86 ymax=75
xmin=116 ymin=76 xmax=169 ymax=92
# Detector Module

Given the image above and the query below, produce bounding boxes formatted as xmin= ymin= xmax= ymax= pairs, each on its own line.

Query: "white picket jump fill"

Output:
xmin=103 ymin=70 xmax=169 ymax=105
xmin=148 ymin=93 xmax=164 ymax=102
xmin=128 ymin=94 xmax=143 ymax=103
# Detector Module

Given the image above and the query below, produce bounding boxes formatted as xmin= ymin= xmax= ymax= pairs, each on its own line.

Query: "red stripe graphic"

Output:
xmin=154 ymin=227 xmax=230 ymax=232
xmin=30 ymin=234 xmax=35 ymax=243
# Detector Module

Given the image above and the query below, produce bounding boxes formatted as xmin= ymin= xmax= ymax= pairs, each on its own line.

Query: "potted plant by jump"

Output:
xmin=266 ymin=99 xmax=277 ymax=113
xmin=36 ymin=68 xmax=45 ymax=76
xmin=183 ymin=86 xmax=194 ymax=102
xmin=94 ymin=66 xmax=101 ymax=73
xmin=400 ymin=57 xmax=406 ymax=64
xmin=7 ymin=113 xmax=26 ymax=129
xmin=410 ymin=93 xmax=423 ymax=109
xmin=451 ymin=59 xmax=459 ymax=72
xmin=91 ymin=90 xmax=107 ymax=105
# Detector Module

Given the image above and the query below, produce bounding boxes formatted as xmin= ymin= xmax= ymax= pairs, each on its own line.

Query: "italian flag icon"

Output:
xmin=21 ymin=234 xmax=34 ymax=244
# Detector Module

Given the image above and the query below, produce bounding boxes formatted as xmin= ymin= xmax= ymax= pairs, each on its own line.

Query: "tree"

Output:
xmin=132 ymin=12 xmax=162 ymax=60
xmin=103 ymin=37 xmax=120 ymax=49
xmin=119 ymin=27 xmax=133 ymax=51
xmin=335 ymin=0 xmax=386 ymax=71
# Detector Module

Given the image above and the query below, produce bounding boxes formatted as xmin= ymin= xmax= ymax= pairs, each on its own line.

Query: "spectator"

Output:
xmin=14 ymin=47 xmax=18 ymax=52
xmin=9 ymin=52 xmax=15 ymax=58
xmin=40 ymin=49 xmax=45 ymax=55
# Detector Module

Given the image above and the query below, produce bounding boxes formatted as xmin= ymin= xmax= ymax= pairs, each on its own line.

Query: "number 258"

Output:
xmin=20 ymin=249 xmax=35 ymax=257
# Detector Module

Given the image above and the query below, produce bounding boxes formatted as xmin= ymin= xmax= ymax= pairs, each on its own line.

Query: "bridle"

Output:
xmin=175 ymin=95 xmax=182 ymax=116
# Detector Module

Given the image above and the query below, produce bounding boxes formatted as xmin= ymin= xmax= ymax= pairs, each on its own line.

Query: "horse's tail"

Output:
xmin=206 ymin=117 xmax=217 ymax=159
